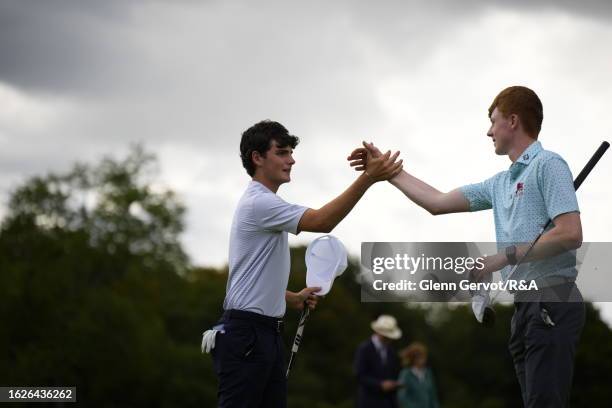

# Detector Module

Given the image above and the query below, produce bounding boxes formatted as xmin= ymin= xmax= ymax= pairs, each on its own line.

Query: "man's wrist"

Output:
xmin=505 ymin=245 xmax=518 ymax=265
xmin=359 ymin=172 xmax=376 ymax=187
xmin=388 ymin=171 xmax=402 ymax=184
xmin=500 ymin=253 xmax=510 ymax=268
xmin=286 ymin=291 xmax=298 ymax=308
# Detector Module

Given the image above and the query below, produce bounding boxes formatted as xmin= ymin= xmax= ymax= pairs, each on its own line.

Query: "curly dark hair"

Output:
xmin=240 ymin=120 xmax=300 ymax=176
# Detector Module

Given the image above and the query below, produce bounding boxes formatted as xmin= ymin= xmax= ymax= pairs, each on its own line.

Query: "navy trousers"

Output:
xmin=508 ymin=284 xmax=585 ymax=407
xmin=212 ymin=310 xmax=287 ymax=408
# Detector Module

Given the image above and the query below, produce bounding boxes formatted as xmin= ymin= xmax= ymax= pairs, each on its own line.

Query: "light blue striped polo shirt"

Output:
xmin=223 ymin=181 xmax=308 ymax=317
xmin=460 ymin=141 xmax=580 ymax=281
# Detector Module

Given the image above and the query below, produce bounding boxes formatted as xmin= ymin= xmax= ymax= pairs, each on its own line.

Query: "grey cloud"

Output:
xmin=2 ymin=0 xmax=394 ymax=157
xmin=1 ymin=0 xmax=611 ymax=268
xmin=0 ymin=0 xmax=137 ymax=94
xmin=1 ymin=0 xmax=610 ymax=164
xmin=3 ymin=0 xmax=610 ymax=98
xmin=493 ymin=0 xmax=612 ymax=18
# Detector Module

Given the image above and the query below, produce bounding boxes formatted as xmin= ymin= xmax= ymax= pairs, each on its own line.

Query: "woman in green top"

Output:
xmin=398 ymin=342 xmax=440 ymax=408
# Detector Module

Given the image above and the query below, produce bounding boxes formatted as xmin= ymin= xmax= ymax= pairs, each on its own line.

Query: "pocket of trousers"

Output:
xmin=225 ymin=322 xmax=258 ymax=360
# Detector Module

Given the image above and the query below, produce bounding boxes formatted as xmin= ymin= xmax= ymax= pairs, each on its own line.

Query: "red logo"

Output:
xmin=515 ymin=182 xmax=524 ymax=197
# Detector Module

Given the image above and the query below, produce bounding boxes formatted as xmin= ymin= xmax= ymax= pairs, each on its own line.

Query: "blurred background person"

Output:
xmin=354 ymin=315 xmax=403 ymax=408
xmin=398 ymin=342 xmax=440 ymax=408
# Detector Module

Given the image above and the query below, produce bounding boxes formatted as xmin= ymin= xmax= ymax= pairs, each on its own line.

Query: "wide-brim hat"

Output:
xmin=371 ymin=315 xmax=402 ymax=340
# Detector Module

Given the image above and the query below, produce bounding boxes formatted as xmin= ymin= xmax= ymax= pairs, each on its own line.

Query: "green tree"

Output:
xmin=0 ymin=147 xmax=213 ymax=407
xmin=1 ymin=147 xmax=610 ymax=407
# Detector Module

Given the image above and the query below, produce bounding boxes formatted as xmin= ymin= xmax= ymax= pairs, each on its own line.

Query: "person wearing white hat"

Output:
xmin=354 ymin=315 xmax=403 ymax=408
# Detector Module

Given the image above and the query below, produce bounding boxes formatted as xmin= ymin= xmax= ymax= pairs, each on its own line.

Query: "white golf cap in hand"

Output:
xmin=305 ymin=235 xmax=348 ymax=296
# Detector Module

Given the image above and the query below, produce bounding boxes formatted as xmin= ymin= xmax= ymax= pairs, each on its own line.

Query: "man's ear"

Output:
xmin=509 ymin=113 xmax=520 ymax=130
xmin=252 ymin=151 xmax=264 ymax=167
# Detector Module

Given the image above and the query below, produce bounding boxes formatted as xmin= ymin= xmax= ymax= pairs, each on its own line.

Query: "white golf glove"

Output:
xmin=201 ymin=329 xmax=219 ymax=354
xmin=469 ymin=265 xmax=492 ymax=323
xmin=471 ymin=291 xmax=490 ymax=323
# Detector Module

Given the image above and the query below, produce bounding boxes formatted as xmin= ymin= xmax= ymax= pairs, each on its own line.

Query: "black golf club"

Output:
xmin=481 ymin=141 xmax=610 ymax=328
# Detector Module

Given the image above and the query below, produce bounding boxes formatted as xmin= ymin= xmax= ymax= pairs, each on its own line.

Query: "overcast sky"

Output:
xmin=1 ymin=0 xmax=611 ymax=321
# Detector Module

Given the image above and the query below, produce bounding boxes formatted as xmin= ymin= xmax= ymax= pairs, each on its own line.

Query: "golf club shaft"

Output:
xmin=286 ymin=302 xmax=310 ymax=378
xmin=573 ymin=141 xmax=610 ymax=190
xmin=500 ymin=141 xmax=610 ymax=289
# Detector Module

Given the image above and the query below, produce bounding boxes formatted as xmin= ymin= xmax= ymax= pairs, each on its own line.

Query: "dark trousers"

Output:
xmin=212 ymin=310 xmax=286 ymax=408
xmin=508 ymin=284 xmax=585 ymax=408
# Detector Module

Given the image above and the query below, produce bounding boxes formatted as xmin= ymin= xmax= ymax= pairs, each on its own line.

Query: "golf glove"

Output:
xmin=471 ymin=292 xmax=490 ymax=323
xmin=201 ymin=329 xmax=219 ymax=354
xmin=469 ymin=267 xmax=492 ymax=323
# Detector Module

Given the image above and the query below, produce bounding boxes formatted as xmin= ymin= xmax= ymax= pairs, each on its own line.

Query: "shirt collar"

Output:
xmin=509 ymin=141 xmax=542 ymax=179
xmin=371 ymin=334 xmax=384 ymax=351
xmin=513 ymin=141 xmax=542 ymax=166
xmin=250 ymin=180 xmax=273 ymax=193
xmin=411 ymin=367 xmax=426 ymax=380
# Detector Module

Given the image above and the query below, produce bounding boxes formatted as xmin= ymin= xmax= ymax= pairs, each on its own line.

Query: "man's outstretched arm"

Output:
xmin=298 ymin=150 xmax=403 ymax=233
xmin=347 ymin=142 xmax=470 ymax=215
xmin=388 ymin=172 xmax=470 ymax=215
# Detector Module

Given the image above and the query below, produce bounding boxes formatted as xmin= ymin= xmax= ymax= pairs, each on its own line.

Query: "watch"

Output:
xmin=505 ymin=245 xmax=518 ymax=265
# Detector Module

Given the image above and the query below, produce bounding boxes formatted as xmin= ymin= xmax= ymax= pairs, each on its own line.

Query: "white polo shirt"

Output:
xmin=223 ymin=180 xmax=308 ymax=317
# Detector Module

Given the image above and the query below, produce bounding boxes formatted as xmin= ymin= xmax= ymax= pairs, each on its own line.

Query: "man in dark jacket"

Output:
xmin=354 ymin=315 xmax=402 ymax=408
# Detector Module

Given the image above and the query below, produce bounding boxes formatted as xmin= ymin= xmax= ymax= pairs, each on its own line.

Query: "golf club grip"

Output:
xmin=286 ymin=304 xmax=310 ymax=378
xmin=573 ymin=141 xmax=609 ymax=190
xmin=291 ymin=308 xmax=309 ymax=353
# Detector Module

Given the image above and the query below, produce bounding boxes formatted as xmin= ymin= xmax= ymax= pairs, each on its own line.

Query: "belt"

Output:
xmin=223 ymin=309 xmax=284 ymax=333
xmin=534 ymin=276 xmax=575 ymax=288
xmin=514 ymin=280 xmax=577 ymax=303
xmin=509 ymin=275 xmax=574 ymax=294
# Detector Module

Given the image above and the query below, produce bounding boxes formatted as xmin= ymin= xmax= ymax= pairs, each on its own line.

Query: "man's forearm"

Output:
xmin=517 ymin=226 xmax=582 ymax=263
xmin=285 ymin=290 xmax=299 ymax=309
xmin=389 ymin=171 xmax=441 ymax=213
xmin=513 ymin=212 xmax=583 ymax=264
xmin=311 ymin=173 xmax=373 ymax=232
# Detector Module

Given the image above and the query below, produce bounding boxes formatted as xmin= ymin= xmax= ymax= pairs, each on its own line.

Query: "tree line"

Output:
xmin=1 ymin=148 xmax=609 ymax=407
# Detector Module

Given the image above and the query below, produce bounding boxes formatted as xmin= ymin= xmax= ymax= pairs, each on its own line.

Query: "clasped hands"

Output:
xmin=347 ymin=141 xmax=403 ymax=182
xmin=347 ymin=141 xmax=510 ymax=281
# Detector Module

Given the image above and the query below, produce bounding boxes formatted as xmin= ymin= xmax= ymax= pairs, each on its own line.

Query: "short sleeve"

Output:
xmin=253 ymin=192 xmax=308 ymax=235
xmin=460 ymin=174 xmax=497 ymax=212
xmin=538 ymin=157 xmax=580 ymax=220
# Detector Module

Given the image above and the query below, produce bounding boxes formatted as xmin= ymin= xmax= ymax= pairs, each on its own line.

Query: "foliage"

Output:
xmin=1 ymin=148 xmax=610 ymax=407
